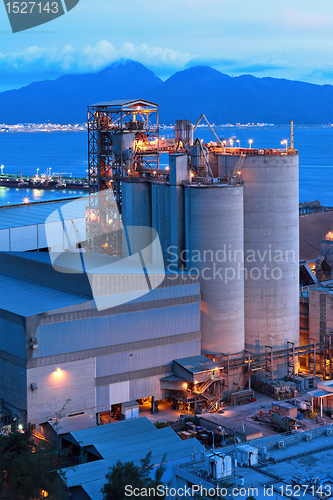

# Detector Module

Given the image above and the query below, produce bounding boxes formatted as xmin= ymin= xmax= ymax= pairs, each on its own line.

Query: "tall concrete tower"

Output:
xmin=241 ymin=153 xmax=299 ymax=351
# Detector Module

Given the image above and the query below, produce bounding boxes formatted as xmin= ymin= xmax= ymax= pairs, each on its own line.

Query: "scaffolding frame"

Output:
xmin=208 ymin=339 xmax=333 ymax=400
xmin=87 ymin=99 xmax=159 ymax=254
xmin=88 ymin=99 xmax=159 ymax=196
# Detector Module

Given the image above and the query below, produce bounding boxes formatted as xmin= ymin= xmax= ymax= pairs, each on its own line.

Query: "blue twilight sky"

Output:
xmin=1 ymin=0 xmax=333 ymax=92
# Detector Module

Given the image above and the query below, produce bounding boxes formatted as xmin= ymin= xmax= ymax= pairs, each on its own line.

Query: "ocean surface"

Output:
xmin=0 ymin=127 xmax=332 ymax=206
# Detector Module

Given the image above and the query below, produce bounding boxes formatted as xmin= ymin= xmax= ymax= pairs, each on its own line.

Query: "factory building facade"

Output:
xmin=0 ymin=251 xmax=201 ymax=427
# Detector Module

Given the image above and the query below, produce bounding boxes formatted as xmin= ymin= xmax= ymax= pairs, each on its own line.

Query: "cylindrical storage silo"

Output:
xmin=121 ymin=180 xmax=152 ymax=261
xmin=185 ymin=185 xmax=245 ymax=354
xmin=241 ymin=153 xmax=299 ymax=351
xmin=175 ymin=119 xmax=193 ymax=146
xmin=191 ymin=143 xmax=206 ymax=174
xmin=151 ymin=183 xmax=171 ymax=266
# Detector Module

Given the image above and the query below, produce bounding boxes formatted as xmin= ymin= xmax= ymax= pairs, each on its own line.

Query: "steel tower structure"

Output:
xmin=87 ymin=99 xmax=160 ymax=254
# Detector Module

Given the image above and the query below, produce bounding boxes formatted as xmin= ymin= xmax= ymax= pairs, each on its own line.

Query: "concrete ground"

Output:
xmin=139 ymin=391 xmax=333 ymax=433
xmin=139 ymin=400 xmax=183 ymax=423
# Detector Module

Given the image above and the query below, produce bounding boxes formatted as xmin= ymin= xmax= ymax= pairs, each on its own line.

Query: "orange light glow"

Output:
xmin=190 ymin=172 xmax=194 ymax=177
xmin=184 ymin=383 xmax=188 ymax=389
xmin=55 ymin=368 xmax=61 ymax=374
xmin=165 ymin=166 xmax=169 ymax=171
xmin=23 ymin=197 xmax=30 ymax=204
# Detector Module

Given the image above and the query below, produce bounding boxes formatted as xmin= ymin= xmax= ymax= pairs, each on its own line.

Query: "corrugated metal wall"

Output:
xmin=35 ymin=302 xmax=200 ymax=357
xmin=96 ymin=341 xmax=199 ymax=378
xmin=0 ymin=217 xmax=85 ymax=252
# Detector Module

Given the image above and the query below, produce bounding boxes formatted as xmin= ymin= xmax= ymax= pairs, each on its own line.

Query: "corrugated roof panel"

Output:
xmin=308 ymin=389 xmax=330 ymax=398
xmin=82 ymin=479 xmax=105 ymax=500
xmin=174 ymin=354 xmax=221 ymax=374
xmin=49 ymin=414 xmax=96 ymax=434
xmin=70 ymin=417 xmax=156 ymax=447
xmin=0 ymin=273 xmax=90 ymax=316
xmin=89 ymin=99 xmax=158 ymax=108
xmin=0 ymin=197 xmax=88 ymax=230
xmin=64 ymin=437 xmax=203 ymax=487
xmin=93 ymin=427 xmax=178 ymax=458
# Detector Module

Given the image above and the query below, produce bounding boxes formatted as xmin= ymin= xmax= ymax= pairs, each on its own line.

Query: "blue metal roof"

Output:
xmin=69 ymin=417 xmax=156 ymax=447
xmin=64 ymin=436 xmax=203 ymax=488
xmin=81 ymin=479 xmax=106 ymax=500
xmin=93 ymin=426 xmax=177 ymax=459
xmin=0 ymin=197 xmax=87 ymax=230
xmin=0 ymin=272 xmax=90 ymax=317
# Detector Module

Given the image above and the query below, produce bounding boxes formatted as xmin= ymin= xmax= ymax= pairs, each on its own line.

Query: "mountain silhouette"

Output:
xmin=1 ymin=60 xmax=333 ymax=125
xmin=0 ymin=60 xmax=162 ymax=124
xmin=145 ymin=66 xmax=333 ymax=124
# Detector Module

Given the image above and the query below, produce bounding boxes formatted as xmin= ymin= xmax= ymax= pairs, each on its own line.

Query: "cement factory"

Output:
xmin=1 ymin=98 xmax=333 ymax=442
xmin=87 ymin=99 xmax=299 ymax=354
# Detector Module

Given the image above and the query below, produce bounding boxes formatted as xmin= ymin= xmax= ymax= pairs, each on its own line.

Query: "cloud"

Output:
xmin=283 ymin=8 xmax=332 ymax=30
xmin=0 ymin=40 xmax=194 ymax=77
xmin=307 ymin=66 xmax=333 ymax=82
xmin=185 ymin=57 xmax=292 ymax=75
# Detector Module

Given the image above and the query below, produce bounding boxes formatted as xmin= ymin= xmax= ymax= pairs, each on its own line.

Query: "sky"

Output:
xmin=1 ymin=0 xmax=333 ymax=92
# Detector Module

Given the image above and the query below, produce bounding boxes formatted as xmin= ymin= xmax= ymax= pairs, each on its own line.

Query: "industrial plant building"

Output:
xmin=87 ymin=99 xmax=300 ymax=356
xmin=0 ymin=97 xmax=308 ymax=427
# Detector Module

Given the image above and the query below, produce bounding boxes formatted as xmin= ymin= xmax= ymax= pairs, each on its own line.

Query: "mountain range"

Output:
xmin=1 ymin=60 xmax=333 ymax=125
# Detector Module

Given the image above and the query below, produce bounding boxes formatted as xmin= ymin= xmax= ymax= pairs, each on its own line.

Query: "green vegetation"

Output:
xmin=101 ymin=451 xmax=167 ymax=500
xmin=184 ymin=415 xmax=201 ymax=425
xmin=0 ymin=425 xmax=68 ymax=500
xmin=153 ymin=421 xmax=172 ymax=429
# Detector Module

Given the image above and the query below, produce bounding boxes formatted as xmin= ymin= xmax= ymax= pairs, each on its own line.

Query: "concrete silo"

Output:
xmin=121 ymin=180 xmax=152 ymax=261
xmin=184 ymin=184 xmax=245 ymax=354
xmin=241 ymin=153 xmax=299 ymax=351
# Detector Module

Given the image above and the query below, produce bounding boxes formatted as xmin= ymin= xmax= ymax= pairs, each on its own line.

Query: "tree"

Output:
xmin=0 ymin=425 xmax=68 ymax=500
xmin=101 ymin=451 xmax=167 ymax=500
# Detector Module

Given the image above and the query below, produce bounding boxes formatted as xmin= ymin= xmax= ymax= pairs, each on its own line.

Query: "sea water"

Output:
xmin=0 ymin=127 xmax=332 ymax=206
